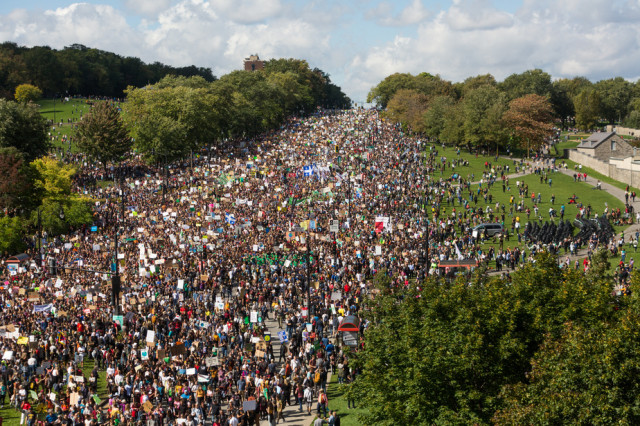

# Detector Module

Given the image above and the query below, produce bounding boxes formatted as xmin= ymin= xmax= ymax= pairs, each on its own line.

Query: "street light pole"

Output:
xmin=37 ymin=208 xmax=43 ymax=272
xmin=112 ymin=191 xmax=124 ymax=315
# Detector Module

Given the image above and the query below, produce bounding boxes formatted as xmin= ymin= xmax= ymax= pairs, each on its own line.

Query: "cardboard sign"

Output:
xmin=243 ymin=400 xmax=257 ymax=411
xmin=205 ymin=356 xmax=219 ymax=367
xmin=142 ymin=401 xmax=153 ymax=413
xmin=171 ymin=343 xmax=186 ymax=356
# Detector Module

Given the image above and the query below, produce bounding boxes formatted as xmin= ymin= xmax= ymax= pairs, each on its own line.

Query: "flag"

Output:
xmin=303 ymin=165 xmax=313 ymax=177
xmin=455 ymin=242 xmax=464 ymax=260
xmin=225 ymin=213 xmax=236 ymax=225
xmin=34 ymin=304 xmax=53 ymax=313
xmin=198 ymin=374 xmax=210 ymax=383
xmin=374 ymin=217 xmax=389 ymax=234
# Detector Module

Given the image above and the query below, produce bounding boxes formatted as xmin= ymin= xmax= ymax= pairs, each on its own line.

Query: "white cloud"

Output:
xmin=123 ymin=0 xmax=173 ymax=17
xmin=366 ymin=0 xmax=430 ymax=26
xmin=349 ymin=0 xmax=640 ymax=102
xmin=208 ymin=0 xmax=282 ymax=24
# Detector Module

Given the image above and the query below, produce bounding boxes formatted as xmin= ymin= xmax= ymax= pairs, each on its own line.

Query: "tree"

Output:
xmin=76 ymin=102 xmax=131 ymax=171
xmin=440 ymin=102 xmax=466 ymax=146
xmin=594 ymin=77 xmax=632 ymax=124
xmin=14 ymin=84 xmax=42 ymax=103
xmin=0 ymin=215 xmax=25 ymax=256
xmin=503 ymin=94 xmax=554 ymax=157
xmin=495 ymin=296 xmax=640 ymax=425
xmin=0 ymin=147 xmax=36 ymax=214
xmin=30 ymin=157 xmax=75 ymax=201
xmin=367 ymin=73 xmax=418 ymax=108
xmin=499 ymin=69 xmax=552 ymax=101
xmin=0 ymin=99 xmax=49 ymax=161
xmin=462 ymin=85 xmax=507 ymax=151
xmin=550 ymin=80 xmax=575 ymax=129
xmin=385 ymin=89 xmax=429 ymax=132
xmin=422 ymin=95 xmax=456 ymax=140
xmin=123 ymin=79 xmax=228 ymax=162
xmin=573 ymin=88 xmax=601 ymax=130
xmin=353 ymin=253 xmax=614 ymax=425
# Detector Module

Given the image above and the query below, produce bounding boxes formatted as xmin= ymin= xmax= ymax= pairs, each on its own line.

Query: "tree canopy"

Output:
xmin=0 ymin=99 xmax=49 ymax=161
xmin=0 ymin=42 xmax=216 ymax=98
xmin=353 ymin=253 xmax=621 ymax=425
xmin=76 ymin=102 xmax=131 ymax=170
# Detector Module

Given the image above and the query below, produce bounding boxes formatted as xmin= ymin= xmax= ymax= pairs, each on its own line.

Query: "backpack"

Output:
xmin=314 ymin=371 xmax=321 ymax=384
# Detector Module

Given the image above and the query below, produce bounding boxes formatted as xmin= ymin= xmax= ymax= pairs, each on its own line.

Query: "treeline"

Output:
xmin=0 ymin=42 xmax=216 ymax=98
xmin=121 ymin=58 xmax=351 ymax=162
xmin=368 ymin=70 xmax=640 ymax=150
xmin=355 ymin=252 xmax=640 ymax=425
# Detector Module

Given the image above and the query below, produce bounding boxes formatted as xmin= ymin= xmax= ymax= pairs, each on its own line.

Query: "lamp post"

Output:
xmin=37 ymin=208 xmax=43 ymax=272
xmin=112 ymin=190 xmax=125 ymax=315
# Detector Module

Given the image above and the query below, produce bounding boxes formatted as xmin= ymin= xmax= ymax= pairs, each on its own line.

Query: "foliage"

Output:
xmin=499 ymin=69 xmax=552 ymax=101
xmin=123 ymin=78 xmax=228 ymax=162
xmin=495 ymin=277 xmax=640 ymax=425
xmin=0 ymin=147 xmax=37 ymax=214
xmin=14 ymin=83 xmax=42 ymax=103
xmin=574 ymin=88 xmax=601 ymax=130
xmin=422 ymin=95 xmax=456 ymax=139
xmin=462 ymin=85 xmax=507 ymax=150
xmin=623 ymin=110 xmax=640 ymax=129
xmin=385 ymin=89 xmax=429 ymax=132
xmin=30 ymin=198 xmax=92 ymax=236
xmin=0 ymin=215 xmax=26 ymax=256
xmin=30 ymin=157 xmax=75 ymax=200
xmin=0 ymin=99 xmax=49 ymax=161
xmin=594 ymin=77 xmax=632 ymax=124
xmin=367 ymin=72 xmax=453 ymax=108
xmin=354 ymin=253 xmax=615 ymax=425
xmin=0 ymin=42 xmax=215 ymax=97
xmin=76 ymin=101 xmax=131 ymax=169
xmin=503 ymin=94 xmax=554 ymax=155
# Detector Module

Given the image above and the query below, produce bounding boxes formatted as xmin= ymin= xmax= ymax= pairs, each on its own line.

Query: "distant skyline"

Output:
xmin=1 ymin=0 xmax=640 ymax=102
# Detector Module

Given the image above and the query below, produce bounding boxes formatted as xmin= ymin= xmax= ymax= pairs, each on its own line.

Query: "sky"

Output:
xmin=2 ymin=0 xmax=640 ymax=102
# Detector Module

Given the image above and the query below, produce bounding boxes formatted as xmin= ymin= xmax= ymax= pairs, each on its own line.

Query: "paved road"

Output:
xmin=259 ymin=312 xmax=332 ymax=426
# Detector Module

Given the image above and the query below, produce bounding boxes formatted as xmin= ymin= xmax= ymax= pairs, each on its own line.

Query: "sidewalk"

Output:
xmin=260 ymin=314 xmax=332 ymax=426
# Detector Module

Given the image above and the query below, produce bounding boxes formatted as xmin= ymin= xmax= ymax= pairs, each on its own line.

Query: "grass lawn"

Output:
xmin=38 ymin=98 xmax=91 ymax=153
xmin=0 ymin=359 xmax=108 ymax=426
xmin=425 ymin=145 xmax=515 ymax=180
xmin=560 ymin=159 xmax=640 ymax=195
xmin=311 ymin=374 xmax=368 ymax=426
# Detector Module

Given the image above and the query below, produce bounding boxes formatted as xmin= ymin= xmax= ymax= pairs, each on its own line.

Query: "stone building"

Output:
xmin=575 ymin=131 xmax=633 ymax=161
xmin=243 ymin=54 xmax=264 ymax=71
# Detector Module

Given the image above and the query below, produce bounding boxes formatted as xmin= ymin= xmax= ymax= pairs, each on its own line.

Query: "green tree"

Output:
xmin=574 ymin=88 xmax=601 ymax=130
xmin=14 ymin=83 xmax=42 ymax=103
xmin=0 ymin=99 xmax=49 ymax=161
xmin=462 ymin=85 xmax=507 ymax=151
xmin=495 ymin=301 xmax=640 ymax=424
xmin=440 ymin=102 xmax=466 ymax=146
xmin=30 ymin=157 xmax=75 ymax=200
xmin=550 ymin=80 xmax=575 ymax=129
xmin=0 ymin=215 xmax=25 ymax=256
xmin=422 ymin=95 xmax=456 ymax=140
xmin=354 ymin=253 xmax=614 ymax=425
xmin=30 ymin=198 xmax=92 ymax=236
xmin=123 ymin=79 xmax=228 ymax=162
xmin=367 ymin=73 xmax=417 ymax=108
xmin=503 ymin=94 xmax=554 ymax=157
xmin=499 ymin=69 xmax=552 ymax=101
xmin=76 ymin=102 xmax=131 ymax=171
xmin=594 ymin=77 xmax=632 ymax=124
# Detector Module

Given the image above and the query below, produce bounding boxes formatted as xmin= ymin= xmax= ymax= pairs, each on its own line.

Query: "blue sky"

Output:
xmin=1 ymin=0 xmax=640 ymax=102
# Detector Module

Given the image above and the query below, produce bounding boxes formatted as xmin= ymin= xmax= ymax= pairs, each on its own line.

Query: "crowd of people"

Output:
xmin=0 ymin=108 xmax=633 ymax=425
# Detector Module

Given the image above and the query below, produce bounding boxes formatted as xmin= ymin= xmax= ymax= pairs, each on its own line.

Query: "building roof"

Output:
xmin=577 ymin=131 xmax=616 ymax=149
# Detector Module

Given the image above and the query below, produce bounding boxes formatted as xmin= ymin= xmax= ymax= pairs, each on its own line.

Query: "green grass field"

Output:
xmin=0 ymin=359 xmax=107 ymax=426
xmin=310 ymin=374 xmax=368 ymax=426
xmin=38 ymin=98 xmax=91 ymax=153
